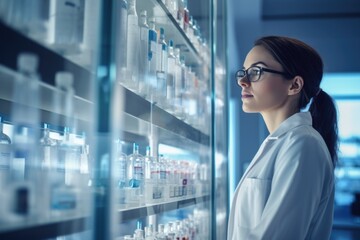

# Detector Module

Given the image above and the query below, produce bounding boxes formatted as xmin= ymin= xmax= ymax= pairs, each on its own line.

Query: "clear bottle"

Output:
xmin=138 ymin=10 xmax=150 ymax=98
xmin=115 ymin=0 xmax=128 ymax=83
xmin=155 ymin=28 xmax=168 ymax=107
xmin=147 ymin=17 xmax=158 ymax=102
xmin=125 ymin=0 xmax=140 ymax=92
xmin=39 ymin=123 xmax=57 ymax=217
xmin=158 ymin=154 xmax=168 ymax=201
xmin=134 ymin=228 xmax=145 ymax=240
xmin=183 ymin=0 xmax=190 ymax=33
xmin=173 ymin=48 xmax=184 ymax=119
xmin=51 ymin=126 xmax=80 ymax=215
xmin=8 ymin=53 xmax=41 ymax=221
xmin=166 ymin=39 xmax=176 ymax=113
xmin=48 ymin=0 xmax=84 ymax=51
xmin=144 ymin=224 xmax=155 ymax=240
xmin=127 ymin=143 xmax=145 ymax=206
xmin=177 ymin=0 xmax=185 ymax=28
xmin=156 ymin=224 xmax=167 ymax=240
xmin=114 ymin=139 xmax=127 ymax=207
xmin=144 ymin=146 xmax=160 ymax=203
xmin=0 ymin=116 xmax=11 ymax=187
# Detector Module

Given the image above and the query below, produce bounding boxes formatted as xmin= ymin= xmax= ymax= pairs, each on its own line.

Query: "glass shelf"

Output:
xmin=118 ymin=194 xmax=210 ymax=223
xmin=0 ymin=215 xmax=89 ymax=240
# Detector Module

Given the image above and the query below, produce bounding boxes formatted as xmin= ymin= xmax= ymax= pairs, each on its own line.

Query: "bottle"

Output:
xmin=127 ymin=143 xmax=144 ymax=206
xmin=144 ymin=146 xmax=161 ymax=204
xmin=39 ymin=123 xmax=57 ymax=217
xmin=0 ymin=116 xmax=11 ymax=184
xmin=156 ymin=224 xmax=167 ymax=240
xmin=125 ymin=0 xmax=140 ymax=92
xmin=8 ymin=53 xmax=41 ymax=221
xmin=147 ymin=17 xmax=158 ymax=102
xmin=51 ymin=126 xmax=80 ymax=215
xmin=173 ymin=48 xmax=184 ymax=119
xmin=114 ymin=139 xmax=127 ymax=207
xmin=48 ymin=0 xmax=84 ymax=51
xmin=115 ymin=0 xmax=128 ymax=83
xmin=158 ymin=155 xmax=169 ymax=200
xmin=144 ymin=224 xmax=155 ymax=240
xmin=165 ymin=40 xmax=176 ymax=113
xmin=134 ymin=228 xmax=145 ymax=240
xmin=177 ymin=0 xmax=185 ymax=28
xmin=183 ymin=0 xmax=190 ymax=33
xmin=138 ymin=10 xmax=150 ymax=98
xmin=155 ymin=28 xmax=168 ymax=107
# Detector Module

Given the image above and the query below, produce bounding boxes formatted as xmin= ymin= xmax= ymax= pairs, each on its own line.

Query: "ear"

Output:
xmin=288 ymin=76 xmax=304 ymax=96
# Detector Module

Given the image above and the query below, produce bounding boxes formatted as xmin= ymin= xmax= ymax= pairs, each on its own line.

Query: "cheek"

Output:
xmin=254 ymin=81 xmax=287 ymax=103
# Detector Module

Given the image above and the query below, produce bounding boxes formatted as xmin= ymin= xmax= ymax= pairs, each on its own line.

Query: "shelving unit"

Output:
xmin=0 ymin=0 xmax=226 ymax=238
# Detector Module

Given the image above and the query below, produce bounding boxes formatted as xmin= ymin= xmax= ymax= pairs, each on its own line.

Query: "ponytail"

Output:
xmin=309 ymin=90 xmax=338 ymax=166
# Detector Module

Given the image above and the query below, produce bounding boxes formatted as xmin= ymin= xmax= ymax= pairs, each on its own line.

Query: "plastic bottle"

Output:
xmin=138 ymin=10 xmax=150 ymax=98
xmin=39 ymin=123 xmax=57 ymax=217
xmin=115 ymin=139 xmax=127 ymax=207
xmin=156 ymin=224 xmax=167 ymax=240
xmin=144 ymin=224 xmax=155 ymax=240
xmin=0 ymin=116 xmax=11 ymax=188
xmin=127 ymin=143 xmax=144 ymax=206
xmin=173 ymin=48 xmax=184 ymax=119
xmin=125 ymin=0 xmax=140 ymax=92
xmin=155 ymin=28 xmax=168 ymax=107
xmin=147 ymin=17 xmax=158 ymax=102
xmin=183 ymin=0 xmax=190 ymax=33
xmin=8 ymin=53 xmax=41 ymax=221
xmin=166 ymin=40 xmax=176 ymax=113
xmin=115 ymin=0 xmax=128 ymax=85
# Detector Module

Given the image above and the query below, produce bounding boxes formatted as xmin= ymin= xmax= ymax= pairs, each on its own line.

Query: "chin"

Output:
xmin=242 ymin=105 xmax=258 ymax=113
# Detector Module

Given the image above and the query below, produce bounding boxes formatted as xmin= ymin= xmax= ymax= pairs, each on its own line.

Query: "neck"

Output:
xmin=261 ymin=102 xmax=299 ymax=134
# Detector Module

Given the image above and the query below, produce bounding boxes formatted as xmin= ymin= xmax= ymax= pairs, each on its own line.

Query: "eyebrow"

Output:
xmin=243 ymin=61 xmax=269 ymax=69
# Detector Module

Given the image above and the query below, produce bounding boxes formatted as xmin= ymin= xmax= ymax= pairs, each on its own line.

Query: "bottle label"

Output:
xmin=0 ymin=144 xmax=11 ymax=170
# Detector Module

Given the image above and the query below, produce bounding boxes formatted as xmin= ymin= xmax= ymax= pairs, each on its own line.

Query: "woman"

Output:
xmin=228 ymin=36 xmax=338 ymax=239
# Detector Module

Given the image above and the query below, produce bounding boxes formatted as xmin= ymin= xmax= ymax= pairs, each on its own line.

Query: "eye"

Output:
xmin=249 ymin=67 xmax=261 ymax=76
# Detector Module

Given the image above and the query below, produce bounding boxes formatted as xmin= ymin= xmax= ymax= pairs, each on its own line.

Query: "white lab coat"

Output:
xmin=228 ymin=112 xmax=334 ymax=240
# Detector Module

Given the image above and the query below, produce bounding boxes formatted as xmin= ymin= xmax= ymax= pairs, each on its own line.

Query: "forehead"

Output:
xmin=244 ymin=45 xmax=281 ymax=68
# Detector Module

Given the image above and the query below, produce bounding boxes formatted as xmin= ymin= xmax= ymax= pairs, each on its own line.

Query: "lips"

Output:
xmin=242 ymin=92 xmax=254 ymax=98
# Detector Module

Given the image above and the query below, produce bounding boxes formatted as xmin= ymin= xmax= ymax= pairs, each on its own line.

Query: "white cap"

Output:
xmin=17 ymin=53 xmax=39 ymax=73
xmin=55 ymin=71 xmax=74 ymax=90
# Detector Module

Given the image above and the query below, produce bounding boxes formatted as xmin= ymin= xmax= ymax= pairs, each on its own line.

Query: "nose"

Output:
xmin=237 ymin=76 xmax=250 ymax=88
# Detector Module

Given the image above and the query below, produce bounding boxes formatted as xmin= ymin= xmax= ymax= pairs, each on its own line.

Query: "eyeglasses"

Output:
xmin=235 ymin=66 xmax=289 ymax=83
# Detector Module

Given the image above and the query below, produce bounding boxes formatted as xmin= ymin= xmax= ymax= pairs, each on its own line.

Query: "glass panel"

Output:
xmin=0 ymin=0 xmax=99 ymax=238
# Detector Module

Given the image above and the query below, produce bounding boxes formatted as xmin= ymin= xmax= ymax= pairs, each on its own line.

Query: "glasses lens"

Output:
xmin=236 ymin=70 xmax=246 ymax=79
xmin=247 ymin=67 xmax=262 ymax=82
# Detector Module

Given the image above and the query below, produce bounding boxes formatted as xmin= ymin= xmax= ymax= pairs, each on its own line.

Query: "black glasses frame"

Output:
xmin=235 ymin=66 xmax=289 ymax=83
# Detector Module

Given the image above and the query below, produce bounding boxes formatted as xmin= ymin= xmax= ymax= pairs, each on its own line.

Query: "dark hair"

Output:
xmin=254 ymin=36 xmax=338 ymax=166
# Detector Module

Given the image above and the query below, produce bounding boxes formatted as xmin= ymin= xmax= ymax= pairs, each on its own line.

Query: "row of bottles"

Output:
xmin=116 ymin=0 xmax=210 ymax=132
xmin=0 ymin=120 xmax=91 ymax=223
xmin=118 ymin=208 xmax=210 ymax=240
xmin=0 ymin=52 xmax=91 ymax=224
xmin=160 ymin=0 xmax=210 ymax=60
xmin=115 ymin=143 xmax=210 ymax=209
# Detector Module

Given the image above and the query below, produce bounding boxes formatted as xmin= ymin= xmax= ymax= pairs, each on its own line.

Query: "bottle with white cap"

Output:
xmin=5 ymin=52 xmax=41 ymax=222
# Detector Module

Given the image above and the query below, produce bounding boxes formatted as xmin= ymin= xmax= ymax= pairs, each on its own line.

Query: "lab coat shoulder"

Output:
xmin=246 ymin=125 xmax=334 ymax=239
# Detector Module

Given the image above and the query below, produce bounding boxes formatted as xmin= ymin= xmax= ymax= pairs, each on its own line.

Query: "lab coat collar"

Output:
xmin=267 ymin=111 xmax=312 ymax=140
xmin=238 ymin=112 xmax=312 ymax=186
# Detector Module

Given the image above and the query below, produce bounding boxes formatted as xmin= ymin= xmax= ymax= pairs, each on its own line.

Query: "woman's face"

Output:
xmin=238 ymin=45 xmax=292 ymax=114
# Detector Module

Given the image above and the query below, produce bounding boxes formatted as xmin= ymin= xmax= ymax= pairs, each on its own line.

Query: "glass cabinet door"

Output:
xmin=0 ymin=1 xmax=100 ymax=239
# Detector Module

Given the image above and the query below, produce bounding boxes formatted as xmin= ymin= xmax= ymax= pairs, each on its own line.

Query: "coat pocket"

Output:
xmin=237 ymin=177 xmax=271 ymax=229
